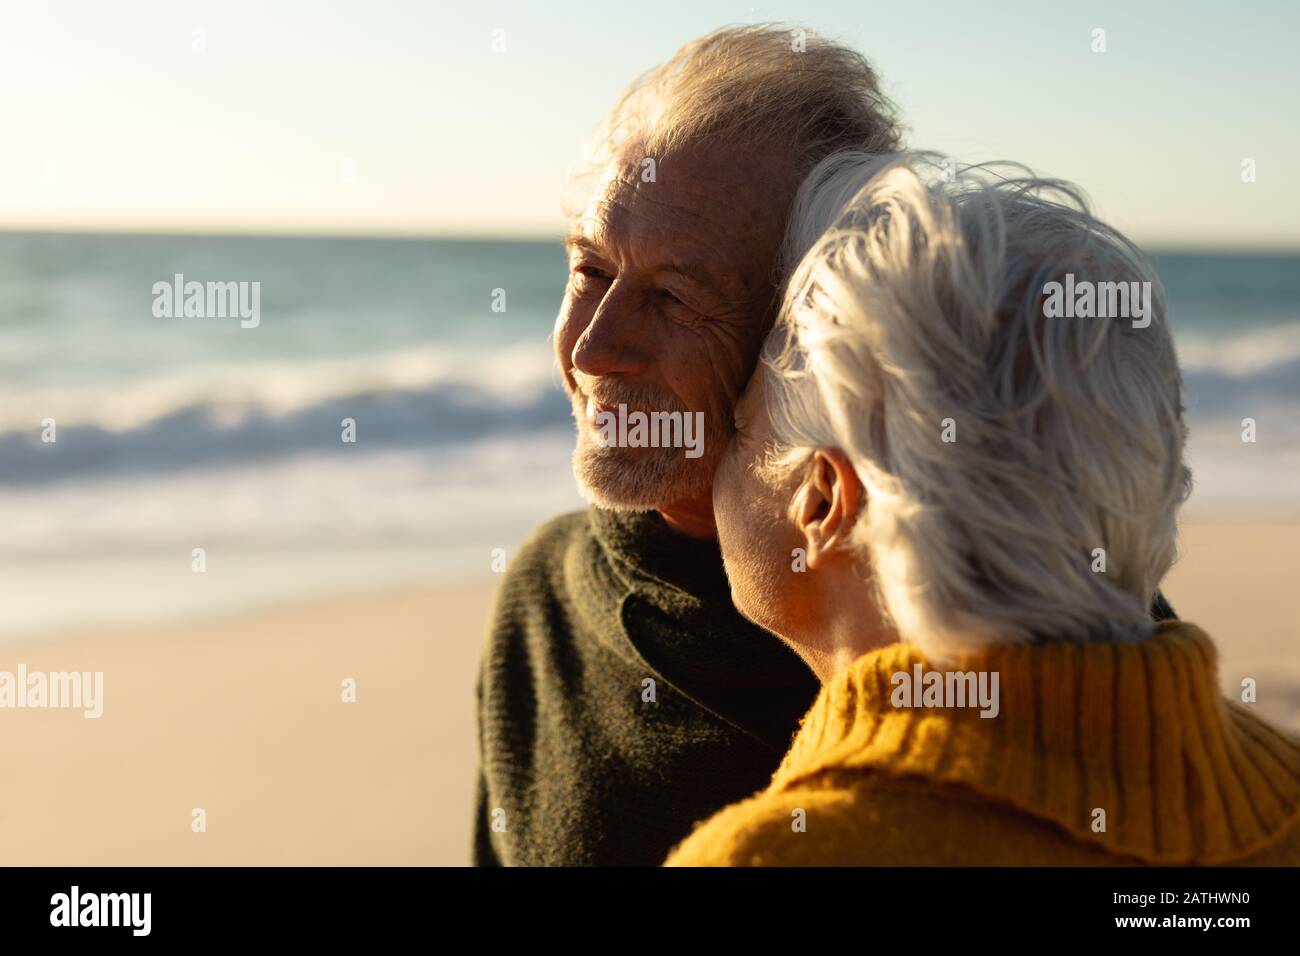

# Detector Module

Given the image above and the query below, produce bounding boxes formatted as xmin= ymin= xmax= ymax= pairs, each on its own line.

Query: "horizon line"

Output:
xmin=2 ymin=224 xmax=1299 ymax=257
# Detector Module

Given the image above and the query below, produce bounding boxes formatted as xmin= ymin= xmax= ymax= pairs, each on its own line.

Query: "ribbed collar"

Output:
xmin=586 ymin=507 xmax=819 ymax=748
xmin=589 ymin=506 xmax=734 ymax=601
xmin=773 ymin=622 xmax=1300 ymax=863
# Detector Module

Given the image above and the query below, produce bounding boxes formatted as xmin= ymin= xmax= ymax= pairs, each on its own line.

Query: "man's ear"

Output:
xmin=791 ymin=448 xmax=863 ymax=570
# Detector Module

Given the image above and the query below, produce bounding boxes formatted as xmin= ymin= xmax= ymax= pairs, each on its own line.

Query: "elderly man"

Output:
xmin=473 ymin=25 xmax=1170 ymax=866
xmin=473 ymin=26 xmax=899 ymax=866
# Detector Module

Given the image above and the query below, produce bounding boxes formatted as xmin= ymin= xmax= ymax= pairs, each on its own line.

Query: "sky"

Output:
xmin=1 ymin=0 xmax=1297 ymax=248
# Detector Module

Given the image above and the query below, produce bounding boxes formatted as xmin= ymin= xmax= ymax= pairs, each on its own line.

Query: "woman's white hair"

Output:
xmin=760 ymin=151 xmax=1192 ymax=660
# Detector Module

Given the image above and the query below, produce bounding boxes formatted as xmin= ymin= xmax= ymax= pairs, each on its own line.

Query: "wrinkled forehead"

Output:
xmin=577 ymin=142 xmax=802 ymax=284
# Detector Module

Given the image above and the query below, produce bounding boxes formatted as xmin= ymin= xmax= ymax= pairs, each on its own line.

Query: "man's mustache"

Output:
xmin=570 ymin=374 xmax=688 ymax=416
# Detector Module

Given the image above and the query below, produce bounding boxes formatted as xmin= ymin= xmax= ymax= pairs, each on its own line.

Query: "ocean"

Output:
xmin=1 ymin=234 xmax=1297 ymax=638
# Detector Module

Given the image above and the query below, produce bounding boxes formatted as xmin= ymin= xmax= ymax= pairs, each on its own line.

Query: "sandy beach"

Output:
xmin=0 ymin=515 xmax=1296 ymax=866
xmin=0 ymin=580 xmax=494 ymax=866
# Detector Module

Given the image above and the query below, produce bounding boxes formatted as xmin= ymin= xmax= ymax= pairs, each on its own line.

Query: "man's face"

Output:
xmin=555 ymin=141 xmax=797 ymax=516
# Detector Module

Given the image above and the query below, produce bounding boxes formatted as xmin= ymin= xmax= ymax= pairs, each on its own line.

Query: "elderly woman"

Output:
xmin=666 ymin=152 xmax=1300 ymax=866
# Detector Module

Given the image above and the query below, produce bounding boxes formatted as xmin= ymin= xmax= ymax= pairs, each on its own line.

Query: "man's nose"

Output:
xmin=571 ymin=283 xmax=651 ymax=378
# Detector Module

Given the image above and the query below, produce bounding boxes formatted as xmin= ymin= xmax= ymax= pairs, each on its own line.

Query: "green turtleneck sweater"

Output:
xmin=473 ymin=506 xmax=1179 ymax=866
xmin=473 ymin=507 xmax=819 ymax=866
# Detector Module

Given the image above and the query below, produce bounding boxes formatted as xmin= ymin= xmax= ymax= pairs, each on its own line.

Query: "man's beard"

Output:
xmin=567 ymin=386 xmax=725 ymax=512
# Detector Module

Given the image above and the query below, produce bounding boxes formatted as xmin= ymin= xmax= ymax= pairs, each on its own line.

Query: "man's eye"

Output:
xmin=573 ymin=266 xmax=612 ymax=288
xmin=657 ymin=288 xmax=706 ymax=321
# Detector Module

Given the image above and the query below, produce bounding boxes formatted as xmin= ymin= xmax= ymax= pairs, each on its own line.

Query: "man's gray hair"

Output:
xmin=760 ymin=151 xmax=1192 ymax=660
xmin=564 ymin=24 xmax=902 ymax=218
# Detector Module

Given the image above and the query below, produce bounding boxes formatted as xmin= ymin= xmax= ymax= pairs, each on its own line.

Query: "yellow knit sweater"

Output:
xmin=665 ymin=622 xmax=1300 ymax=866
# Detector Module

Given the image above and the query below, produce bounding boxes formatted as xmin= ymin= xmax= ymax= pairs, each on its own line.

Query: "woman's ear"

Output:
xmin=791 ymin=448 xmax=863 ymax=570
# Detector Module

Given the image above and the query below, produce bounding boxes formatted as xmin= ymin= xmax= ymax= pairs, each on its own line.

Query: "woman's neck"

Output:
xmin=794 ymin=564 xmax=898 ymax=683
